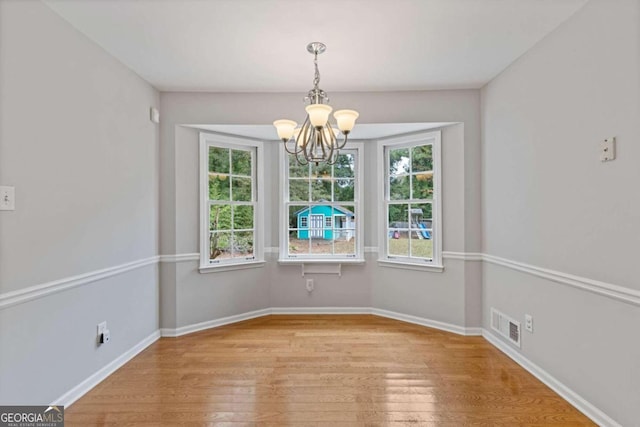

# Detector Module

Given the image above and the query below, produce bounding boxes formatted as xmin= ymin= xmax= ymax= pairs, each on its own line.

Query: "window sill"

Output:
xmin=199 ymin=260 xmax=266 ymax=274
xmin=377 ymin=259 xmax=444 ymax=273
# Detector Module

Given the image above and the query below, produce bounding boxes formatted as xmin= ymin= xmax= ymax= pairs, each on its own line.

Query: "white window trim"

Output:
xmin=199 ymin=132 xmax=265 ymax=273
xmin=377 ymin=130 xmax=443 ymax=271
xmin=278 ymin=141 xmax=365 ymax=264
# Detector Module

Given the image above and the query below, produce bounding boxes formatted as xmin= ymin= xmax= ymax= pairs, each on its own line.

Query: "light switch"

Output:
xmin=600 ymin=137 xmax=615 ymax=162
xmin=0 ymin=186 xmax=15 ymax=211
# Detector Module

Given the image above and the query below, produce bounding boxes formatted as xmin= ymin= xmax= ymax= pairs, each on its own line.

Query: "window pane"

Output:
xmin=288 ymin=232 xmax=310 ymax=254
xmin=335 ymin=179 xmax=354 ymax=202
xmin=388 ymin=233 xmax=409 ymax=257
xmin=209 ymin=231 xmax=231 ymax=261
xmin=334 ymin=231 xmax=356 ymax=255
xmin=233 ymin=231 xmax=254 ymax=258
xmin=411 ymin=144 xmax=433 ymax=172
xmin=209 ymin=175 xmax=230 ymax=201
xmin=232 ymin=177 xmax=252 ymax=201
xmin=389 ymin=148 xmax=410 ymax=175
xmin=311 ymin=162 xmax=332 ymax=180
xmin=289 ymin=205 xmax=307 ymax=229
xmin=310 ymin=239 xmax=333 ymax=255
xmin=231 ymin=149 xmax=251 ymax=176
xmin=412 ymin=172 xmax=434 ymax=199
xmin=210 ymin=204 xmax=231 ymax=232
xmin=312 ymin=179 xmax=332 ymax=202
xmin=209 ymin=147 xmax=230 ymax=174
xmin=289 ymin=155 xmax=309 ymax=178
xmin=289 ymin=179 xmax=309 ymax=202
xmin=388 ymin=203 xmax=409 ymax=225
xmin=334 ymin=153 xmax=355 ymax=178
xmin=410 ymin=232 xmax=433 ymax=259
xmin=389 ymin=175 xmax=409 ymax=200
xmin=233 ymin=205 xmax=253 ymax=229
xmin=412 ymin=202 xmax=433 ymax=223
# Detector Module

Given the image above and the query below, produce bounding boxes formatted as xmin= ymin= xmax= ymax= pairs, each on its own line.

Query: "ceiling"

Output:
xmin=43 ymin=0 xmax=588 ymax=93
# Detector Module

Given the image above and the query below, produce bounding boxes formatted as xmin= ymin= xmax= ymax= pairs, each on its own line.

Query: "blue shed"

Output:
xmin=296 ymin=205 xmax=355 ymax=240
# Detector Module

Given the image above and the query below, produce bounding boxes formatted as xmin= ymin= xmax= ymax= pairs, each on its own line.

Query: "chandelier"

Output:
xmin=273 ymin=42 xmax=359 ymax=165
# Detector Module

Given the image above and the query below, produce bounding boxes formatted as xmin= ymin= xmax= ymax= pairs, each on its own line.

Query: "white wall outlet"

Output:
xmin=97 ymin=321 xmax=109 ymax=344
xmin=600 ymin=137 xmax=615 ymax=162
xmin=0 ymin=186 xmax=15 ymax=211
xmin=305 ymin=278 xmax=314 ymax=292
xmin=525 ymin=314 xmax=533 ymax=333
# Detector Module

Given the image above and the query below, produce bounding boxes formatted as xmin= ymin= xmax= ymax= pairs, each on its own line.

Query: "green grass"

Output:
xmin=388 ymin=237 xmax=433 ymax=259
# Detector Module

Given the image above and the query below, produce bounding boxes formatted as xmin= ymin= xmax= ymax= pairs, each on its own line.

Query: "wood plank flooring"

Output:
xmin=66 ymin=315 xmax=595 ymax=426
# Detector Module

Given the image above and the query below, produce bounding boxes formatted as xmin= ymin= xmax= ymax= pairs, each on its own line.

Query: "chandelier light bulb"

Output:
xmin=305 ymin=104 xmax=333 ymax=128
xmin=333 ymin=109 xmax=359 ymax=133
xmin=273 ymin=119 xmax=297 ymax=141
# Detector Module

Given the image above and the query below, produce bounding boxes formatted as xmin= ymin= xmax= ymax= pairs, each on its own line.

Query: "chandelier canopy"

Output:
xmin=273 ymin=42 xmax=359 ymax=165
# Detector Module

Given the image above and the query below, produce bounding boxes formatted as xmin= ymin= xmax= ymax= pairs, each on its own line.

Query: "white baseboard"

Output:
xmin=482 ymin=329 xmax=620 ymax=427
xmin=160 ymin=308 xmax=272 ymax=337
xmin=53 ymin=330 xmax=161 ymax=408
xmin=373 ymin=308 xmax=482 ymax=336
xmin=161 ymin=307 xmax=479 ymax=337
xmin=270 ymin=306 xmax=371 ymax=315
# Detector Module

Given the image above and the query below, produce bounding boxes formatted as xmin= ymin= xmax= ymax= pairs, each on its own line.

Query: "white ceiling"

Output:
xmin=44 ymin=0 xmax=587 ymax=92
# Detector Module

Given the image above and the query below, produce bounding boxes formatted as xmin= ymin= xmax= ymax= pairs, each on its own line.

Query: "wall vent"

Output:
xmin=491 ymin=308 xmax=521 ymax=347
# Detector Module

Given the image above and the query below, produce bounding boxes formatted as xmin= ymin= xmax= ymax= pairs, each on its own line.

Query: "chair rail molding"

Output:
xmin=0 ymin=256 xmax=159 ymax=310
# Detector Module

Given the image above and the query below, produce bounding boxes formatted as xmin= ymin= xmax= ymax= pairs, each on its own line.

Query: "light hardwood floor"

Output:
xmin=66 ymin=315 xmax=595 ymax=426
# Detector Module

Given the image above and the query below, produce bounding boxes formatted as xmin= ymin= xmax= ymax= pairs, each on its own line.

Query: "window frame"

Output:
xmin=199 ymin=132 xmax=265 ymax=273
xmin=377 ymin=130 xmax=443 ymax=272
xmin=278 ymin=141 xmax=365 ymax=264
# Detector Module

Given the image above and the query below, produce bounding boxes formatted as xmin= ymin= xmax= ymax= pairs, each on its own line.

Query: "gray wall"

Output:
xmin=481 ymin=0 xmax=640 ymax=425
xmin=0 ymin=1 xmax=159 ymax=404
xmin=159 ymin=91 xmax=482 ymax=330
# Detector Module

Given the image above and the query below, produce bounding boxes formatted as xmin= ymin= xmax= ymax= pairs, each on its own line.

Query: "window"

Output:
xmin=200 ymin=133 xmax=264 ymax=271
xmin=379 ymin=131 xmax=442 ymax=270
xmin=280 ymin=143 xmax=364 ymax=262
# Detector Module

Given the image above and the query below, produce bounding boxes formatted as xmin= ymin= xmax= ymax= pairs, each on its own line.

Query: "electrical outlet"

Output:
xmin=306 ymin=278 xmax=314 ymax=292
xmin=97 ymin=321 xmax=109 ymax=344
xmin=97 ymin=321 xmax=107 ymax=335
xmin=600 ymin=137 xmax=615 ymax=162
xmin=525 ymin=314 xmax=533 ymax=333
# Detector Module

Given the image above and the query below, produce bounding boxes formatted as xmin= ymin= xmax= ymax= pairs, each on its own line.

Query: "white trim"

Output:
xmin=364 ymin=246 xmax=378 ymax=253
xmin=442 ymin=251 xmax=483 ymax=261
xmin=199 ymin=132 xmax=265 ymax=270
xmin=483 ymin=330 xmax=622 ymax=427
xmin=199 ymin=261 xmax=266 ymax=273
xmin=271 ymin=307 xmax=371 ymax=315
xmin=378 ymin=130 xmax=443 ymax=268
xmin=0 ymin=256 xmax=159 ymax=310
xmin=279 ymin=141 xmax=365 ymax=262
xmin=53 ymin=330 xmax=161 ymax=407
xmin=483 ymin=253 xmax=640 ymax=307
xmin=158 ymin=253 xmax=200 ymax=263
xmin=373 ymin=308 xmax=482 ymax=336
xmin=160 ymin=308 xmax=272 ymax=337
xmin=377 ymin=259 xmax=444 ymax=273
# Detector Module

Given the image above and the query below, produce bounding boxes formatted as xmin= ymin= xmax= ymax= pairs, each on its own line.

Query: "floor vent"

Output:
xmin=491 ymin=308 xmax=521 ymax=347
